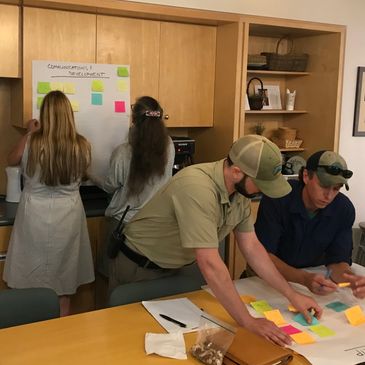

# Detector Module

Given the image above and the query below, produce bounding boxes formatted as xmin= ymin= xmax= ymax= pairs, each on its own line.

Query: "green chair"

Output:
xmin=109 ymin=263 xmax=206 ymax=307
xmin=0 ymin=288 xmax=60 ymax=329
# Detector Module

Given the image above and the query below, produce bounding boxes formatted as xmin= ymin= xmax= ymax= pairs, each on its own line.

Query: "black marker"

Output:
xmin=159 ymin=314 xmax=187 ymax=328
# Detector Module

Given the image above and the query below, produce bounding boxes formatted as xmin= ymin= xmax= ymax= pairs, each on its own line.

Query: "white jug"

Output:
xmin=5 ymin=166 xmax=22 ymax=203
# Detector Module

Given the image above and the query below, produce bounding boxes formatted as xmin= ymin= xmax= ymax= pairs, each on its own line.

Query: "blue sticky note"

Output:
xmin=91 ymin=93 xmax=103 ymax=105
xmin=293 ymin=313 xmax=319 ymax=326
xmin=326 ymin=301 xmax=350 ymax=312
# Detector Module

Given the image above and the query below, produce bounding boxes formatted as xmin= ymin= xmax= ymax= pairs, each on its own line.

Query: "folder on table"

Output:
xmin=223 ymin=327 xmax=295 ymax=365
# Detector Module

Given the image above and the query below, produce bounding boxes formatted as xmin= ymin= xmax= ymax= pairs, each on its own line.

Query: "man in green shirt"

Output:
xmin=111 ymin=135 xmax=321 ymax=346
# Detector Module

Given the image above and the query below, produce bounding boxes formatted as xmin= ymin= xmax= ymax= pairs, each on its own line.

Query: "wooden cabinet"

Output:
xmin=0 ymin=226 xmax=12 ymax=290
xmin=97 ymin=16 xmax=216 ymax=127
xmin=159 ymin=22 xmax=216 ymax=127
xmin=97 ymin=15 xmax=160 ymax=103
xmin=0 ymin=4 xmax=20 ymax=78
xmin=12 ymin=7 xmax=97 ymax=127
xmin=241 ymin=21 xmax=345 ymax=158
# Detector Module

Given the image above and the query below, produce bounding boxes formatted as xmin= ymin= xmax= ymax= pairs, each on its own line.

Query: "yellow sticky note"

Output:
xmin=345 ymin=305 xmax=365 ymax=326
xmin=92 ymin=80 xmax=104 ymax=92
xmin=240 ymin=295 xmax=256 ymax=304
xmin=338 ymin=282 xmax=351 ymax=288
xmin=117 ymin=79 xmax=128 ymax=92
xmin=71 ymin=101 xmax=79 ymax=112
xmin=50 ymin=82 xmax=64 ymax=91
xmin=288 ymin=304 xmax=299 ymax=313
xmin=264 ymin=309 xmax=286 ymax=326
xmin=64 ymin=82 xmax=76 ymax=94
xmin=290 ymin=332 xmax=315 ymax=344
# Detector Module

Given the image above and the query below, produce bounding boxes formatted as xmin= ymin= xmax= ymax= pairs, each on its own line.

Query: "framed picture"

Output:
xmin=353 ymin=66 xmax=365 ymax=136
xmin=255 ymin=84 xmax=282 ymax=110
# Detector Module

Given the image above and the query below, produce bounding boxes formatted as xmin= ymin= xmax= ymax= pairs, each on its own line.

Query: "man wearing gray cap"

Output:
xmin=111 ymin=135 xmax=322 ymax=346
xmin=255 ymin=150 xmax=365 ymax=298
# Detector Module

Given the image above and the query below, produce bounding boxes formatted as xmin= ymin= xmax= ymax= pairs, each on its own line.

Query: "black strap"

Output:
xmin=119 ymin=238 xmax=163 ymax=270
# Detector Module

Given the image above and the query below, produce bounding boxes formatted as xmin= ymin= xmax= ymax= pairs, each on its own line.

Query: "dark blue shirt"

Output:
xmin=255 ymin=180 xmax=355 ymax=268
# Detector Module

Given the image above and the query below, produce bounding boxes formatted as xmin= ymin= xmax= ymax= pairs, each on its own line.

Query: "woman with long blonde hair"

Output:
xmin=4 ymin=91 xmax=95 ymax=316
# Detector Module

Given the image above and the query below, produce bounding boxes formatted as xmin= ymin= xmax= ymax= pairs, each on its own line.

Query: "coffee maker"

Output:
xmin=171 ymin=136 xmax=195 ymax=175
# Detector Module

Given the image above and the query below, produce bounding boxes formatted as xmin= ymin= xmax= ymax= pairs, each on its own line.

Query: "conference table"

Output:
xmin=1 ymin=266 xmax=364 ymax=365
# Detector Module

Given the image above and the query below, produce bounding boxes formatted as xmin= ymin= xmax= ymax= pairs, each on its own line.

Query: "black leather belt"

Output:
xmin=119 ymin=237 xmax=163 ymax=270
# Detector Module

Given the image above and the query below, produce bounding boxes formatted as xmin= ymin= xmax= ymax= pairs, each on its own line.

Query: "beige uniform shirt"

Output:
xmin=124 ymin=159 xmax=254 ymax=268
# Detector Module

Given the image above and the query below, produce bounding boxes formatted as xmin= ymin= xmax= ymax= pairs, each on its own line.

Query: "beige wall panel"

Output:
xmin=159 ymin=22 xmax=216 ymax=127
xmin=97 ymin=15 xmax=160 ymax=102
xmin=0 ymin=4 xmax=20 ymax=77
xmin=22 ymin=7 xmax=96 ymax=123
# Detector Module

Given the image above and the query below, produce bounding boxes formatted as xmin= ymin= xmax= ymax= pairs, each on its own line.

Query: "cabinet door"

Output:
xmin=0 ymin=4 xmax=20 ymax=78
xmin=0 ymin=226 xmax=12 ymax=290
xmin=159 ymin=22 xmax=216 ymax=127
xmin=97 ymin=15 xmax=160 ymax=103
xmin=19 ymin=7 xmax=96 ymax=126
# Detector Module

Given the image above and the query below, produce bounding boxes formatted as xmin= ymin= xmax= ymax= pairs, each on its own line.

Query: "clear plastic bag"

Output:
xmin=190 ymin=314 xmax=236 ymax=365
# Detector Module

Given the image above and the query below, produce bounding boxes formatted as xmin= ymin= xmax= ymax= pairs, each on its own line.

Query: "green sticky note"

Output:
xmin=309 ymin=324 xmax=335 ymax=338
xmin=37 ymin=82 xmax=51 ymax=94
xmin=293 ymin=313 xmax=319 ymax=327
xmin=326 ymin=301 xmax=350 ymax=312
xmin=91 ymin=80 xmax=104 ymax=92
xmin=117 ymin=66 xmax=129 ymax=77
xmin=117 ymin=79 xmax=128 ymax=92
xmin=50 ymin=82 xmax=64 ymax=91
xmin=91 ymin=93 xmax=103 ymax=106
xmin=64 ymin=82 xmax=76 ymax=94
xmin=250 ymin=300 xmax=273 ymax=314
xmin=37 ymin=96 xmax=44 ymax=109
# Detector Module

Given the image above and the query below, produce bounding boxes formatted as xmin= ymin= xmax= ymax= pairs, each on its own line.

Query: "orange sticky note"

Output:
xmin=290 ymin=332 xmax=315 ymax=344
xmin=264 ymin=309 xmax=286 ymax=326
xmin=338 ymin=282 xmax=351 ymax=288
xmin=240 ymin=295 xmax=256 ymax=304
xmin=288 ymin=304 xmax=299 ymax=313
xmin=345 ymin=305 xmax=365 ymax=326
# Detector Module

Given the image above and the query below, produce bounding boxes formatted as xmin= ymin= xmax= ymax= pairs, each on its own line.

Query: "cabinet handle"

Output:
xmin=164 ymin=114 xmax=169 ymax=120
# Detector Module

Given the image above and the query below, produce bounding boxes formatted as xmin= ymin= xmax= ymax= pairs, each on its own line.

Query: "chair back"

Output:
xmin=0 ymin=288 xmax=60 ymax=329
xmin=109 ymin=266 xmax=206 ymax=307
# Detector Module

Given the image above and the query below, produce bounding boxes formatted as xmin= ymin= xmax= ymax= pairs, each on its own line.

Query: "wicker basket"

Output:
xmin=277 ymin=127 xmax=297 ymax=141
xmin=246 ymin=77 xmax=265 ymax=110
xmin=277 ymin=139 xmax=303 ymax=149
xmin=261 ymin=37 xmax=309 ymax=72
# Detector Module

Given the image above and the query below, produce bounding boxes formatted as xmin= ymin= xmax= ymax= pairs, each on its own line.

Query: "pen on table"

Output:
xmin=159 ymin=314 xmax=187 ymax=328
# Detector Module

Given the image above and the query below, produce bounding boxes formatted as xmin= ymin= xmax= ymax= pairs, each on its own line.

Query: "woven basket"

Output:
xmin=277 ymin=127 xmax=297 ymax=141
xmin=277 ymin=139 xmax=303 ymax=149
xmin=261 ymin=37 xmax=309 ymax=72
xmin=246 ymin=77 xmax=265 ymax=110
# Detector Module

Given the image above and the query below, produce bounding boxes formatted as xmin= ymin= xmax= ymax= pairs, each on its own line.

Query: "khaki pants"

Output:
xmin=108 ymin=251 xmax=177 ymax=294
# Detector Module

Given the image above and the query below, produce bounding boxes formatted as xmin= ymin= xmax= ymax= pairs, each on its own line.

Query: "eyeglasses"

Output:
xmin=317 ymin=165 xmax=353 ymax=179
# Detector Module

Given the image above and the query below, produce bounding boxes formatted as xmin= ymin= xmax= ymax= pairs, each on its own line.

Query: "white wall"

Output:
xmin=128 ymin=0 xmax=365 ymax=226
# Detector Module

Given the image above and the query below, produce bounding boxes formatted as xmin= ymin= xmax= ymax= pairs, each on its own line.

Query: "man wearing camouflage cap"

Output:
xmin=111 ymin=135 xmax=322 ymax=346
xmin=255 ymin=150 xmax=365 ymax=298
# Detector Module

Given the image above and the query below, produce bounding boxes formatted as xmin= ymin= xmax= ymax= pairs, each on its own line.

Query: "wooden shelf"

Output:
xmin=245 ymin=110 xmax=307 ymax=114
xmin=279 ymin=148 xmax=305 ymax=152
xmin=247 ymin=70 xmax=310 ymax=76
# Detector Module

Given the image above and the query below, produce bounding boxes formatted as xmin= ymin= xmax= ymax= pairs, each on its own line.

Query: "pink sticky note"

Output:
xmin=280 ymin=324 xmax=302 ymax=335
xmin=115 ymin=101 xmax=126 ymax=113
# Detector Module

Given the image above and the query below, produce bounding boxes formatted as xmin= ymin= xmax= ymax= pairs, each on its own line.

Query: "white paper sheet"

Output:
xmin=202 ymin=264 xmax=365 ymax=365
xmin=142 ymin=298 xmax=204 ymax=334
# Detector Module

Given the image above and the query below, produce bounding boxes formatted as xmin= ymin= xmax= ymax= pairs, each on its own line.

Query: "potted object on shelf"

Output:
xmin=253 ymin=122 xmax=265 ymax=135
xmin=273 ymin=127 xmax=303 ymax=149
xmin=246 ymin=77 xmax=265 ymax=110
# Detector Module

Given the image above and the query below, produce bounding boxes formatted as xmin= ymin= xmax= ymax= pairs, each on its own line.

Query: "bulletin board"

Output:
xmin=32 ymin=60 xmax=131 ymax=179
